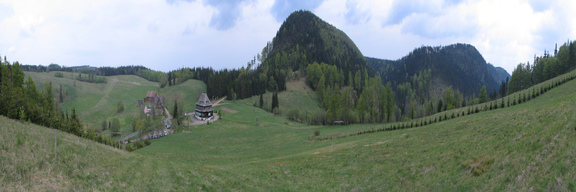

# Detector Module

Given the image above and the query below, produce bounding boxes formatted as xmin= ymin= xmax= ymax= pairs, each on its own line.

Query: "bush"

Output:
xmin=144 ymin=140 xmax=151 ymax=146
xmin=54 ymin=72 xmax=64 ymax=78
xmin=314 ymin=130 xmax=320 ymax=136
xmin=116 ymin=101 xmax=124 ymax=113
xmin=134 ymin=141 xmax=145 ymax=149
xmin=110 ymin=118 xmax=121 ymax=133
xmin=288 ymin=108 xmax=300 ymax=121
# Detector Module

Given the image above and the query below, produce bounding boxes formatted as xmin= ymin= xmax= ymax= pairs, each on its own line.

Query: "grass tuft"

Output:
xmin=461 ymin=155 xmax=495 ymax=176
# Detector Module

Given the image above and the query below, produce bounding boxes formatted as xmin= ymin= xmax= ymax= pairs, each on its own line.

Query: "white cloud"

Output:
xmin=0 ymin=0 xmax=573 ymax=74
xmin=316 ymin=0 xmax=576 ymax=74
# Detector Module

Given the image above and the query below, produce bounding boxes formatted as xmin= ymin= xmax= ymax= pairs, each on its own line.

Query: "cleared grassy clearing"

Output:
xmin=237 ymin=78 xmax=322 ymax=116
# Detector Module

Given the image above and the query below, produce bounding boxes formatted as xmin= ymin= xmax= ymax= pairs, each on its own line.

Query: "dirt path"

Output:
xmin=93 ymin=77 xmax=118 ymax=109
xmin=164 ymin=107 xmax=172 ymax=124
xmin=212 ymin=96 xmax=227 ymax=106
xmin=118 ymin=131 xmax=140 ymax=142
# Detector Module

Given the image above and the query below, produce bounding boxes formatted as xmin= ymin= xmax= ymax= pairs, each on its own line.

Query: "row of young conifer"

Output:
xmin=311 ymin=70 xmax=576 ymax=141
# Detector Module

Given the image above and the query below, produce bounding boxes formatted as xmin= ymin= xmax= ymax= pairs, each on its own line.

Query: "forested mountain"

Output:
xmin=265 ymin=10 xmax=372 ymax=77
xmin=165 ymin=10 xmax=375 ymax=100
xmin=164 ymin=10 xmax=515 ymax=124
xmin=367 ymin=44 xmax=509 ymax=98
xmin=487 ymin=63 xmax=510 ymax=84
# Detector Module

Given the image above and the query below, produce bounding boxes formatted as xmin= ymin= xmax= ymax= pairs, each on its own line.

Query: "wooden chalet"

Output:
xmin=195 ymin=93 xmax=213 ymax=120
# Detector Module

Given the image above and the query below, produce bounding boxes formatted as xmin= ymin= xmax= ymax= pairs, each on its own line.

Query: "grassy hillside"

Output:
xmin=0 ymin=116 xmax=234 ymax=191
xmin=140 ymin=75 xmax=576 ymax=190
xmin=10 ymin=70 xmax=576 ymax=190
xmin=237 ymin=77 xmax=322 ymax=116
xmin=24 ymin=71 xmax=206 ymax=138
xmin=160 ymin=79 xmax=207 ymax=115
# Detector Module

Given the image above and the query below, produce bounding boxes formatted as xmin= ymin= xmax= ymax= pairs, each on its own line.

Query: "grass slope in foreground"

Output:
xmin=4 ymin=75 xmax=576 ymax=191
xmin=0 ymin=116 xmax=230 ymax=191
xmin=139 ymin=78 xmax=576 ymax=191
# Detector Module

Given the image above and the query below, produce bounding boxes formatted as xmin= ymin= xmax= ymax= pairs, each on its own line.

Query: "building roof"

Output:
xmin=196 ymin=93 xmax=212 ymax=107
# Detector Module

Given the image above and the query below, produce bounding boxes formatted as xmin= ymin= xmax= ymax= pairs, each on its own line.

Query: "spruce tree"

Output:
xmin=259 ymin=94 xmax=264 ymax=108
xmin=168 ymin=73 xmax=172 ymax=86
xmin=173 ymin=99 xmax=179 ymax=125
xmin=271 ymin=92 xmax=279 ymax=111
xmin=479 ymin=86 xmax=488 ymax=103
xmin=59 ymin=84 xmax=63 ymax=103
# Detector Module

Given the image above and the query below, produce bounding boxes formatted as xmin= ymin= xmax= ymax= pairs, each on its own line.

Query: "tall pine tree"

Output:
xmin=173 ymin=99 xmax=179 ymax=125
xmin=259 ymin=94 xmax=264 ymax=108
xmin=271 ymin=92 xmax=279 ymax=111
xmin=479 ymin=86 xmax=488 ymax=103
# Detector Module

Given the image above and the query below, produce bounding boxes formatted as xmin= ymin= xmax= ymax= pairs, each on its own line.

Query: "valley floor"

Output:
xmin=4 ymin=75 xmax=576 ymax=191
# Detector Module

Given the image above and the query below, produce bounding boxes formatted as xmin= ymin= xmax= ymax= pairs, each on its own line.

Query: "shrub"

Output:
xmin=144 ymin=140 xmax=151 ymax=146
xmin=288 ymin=108 xmax=300 ymax=121
xmin=17 ymin=137 xmax=23 ymax=146
xmin=116 ymin=101 xmax=124 ymax=113
xmin=134 ymin=141 xmax=145 ymax=149
xmin=314 ymin=130 xmax=320 ymax=136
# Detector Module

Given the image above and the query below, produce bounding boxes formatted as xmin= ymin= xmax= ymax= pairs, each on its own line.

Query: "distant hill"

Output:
xmin=258 ymin=11 xmax=511 ymax=119
xmin=266 ymin=11 xmax=510 ymax=99
xmin=487 ymin=63 xmax=510 ymax=84
xmin=367 ymin=44 xmax=510 ymax=98
xmin=262 ymin=10 xmax=373 ymax=81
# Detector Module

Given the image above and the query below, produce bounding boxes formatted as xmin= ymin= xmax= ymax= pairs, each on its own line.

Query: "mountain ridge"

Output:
xmin=366 ymin=43 xmax=510 ymax=98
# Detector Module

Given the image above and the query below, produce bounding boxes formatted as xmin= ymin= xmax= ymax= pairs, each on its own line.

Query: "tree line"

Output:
xmin=312 ymin=70 xmax=576 ymax=141
xmin=299 ymin=62 xmax=395 ymax=124
xmin=508 ymin=41 xmax=576 ymax=94
xmin=162 ymin=65 xmax=279 ymax=101
xmin=53 ymin=72 xmax=108 ymax=84
xmin=21 ymin=64 xmax=164 ymax=83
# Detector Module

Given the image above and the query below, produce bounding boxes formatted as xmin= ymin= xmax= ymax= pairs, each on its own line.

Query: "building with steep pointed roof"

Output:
xmin=195 ymin=93 xmax=213 ymax=120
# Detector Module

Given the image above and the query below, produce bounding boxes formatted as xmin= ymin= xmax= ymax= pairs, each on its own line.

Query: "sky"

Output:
xmin=0 ymin=0 xmax=574 ymax=74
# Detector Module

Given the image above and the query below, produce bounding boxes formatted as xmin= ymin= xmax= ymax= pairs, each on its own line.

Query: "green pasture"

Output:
xmin=24 ymin=71 xmax=206 ymax=139
xmin=238 ymin=78 xmax=323 ymax=116
xmin=138 ymin=76 xmax=576 ymax=191
xmin=9 ymin=71 xmax=576 ymax=191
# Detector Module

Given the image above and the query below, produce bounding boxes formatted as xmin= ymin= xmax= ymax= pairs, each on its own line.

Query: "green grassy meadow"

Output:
xmin=5 ymin=71 xmax=576 ymax=190
xmin=237 ymin=77 xmax=323 ymax=116
xmin=25 ymin=71 xmax=206 ymax=138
